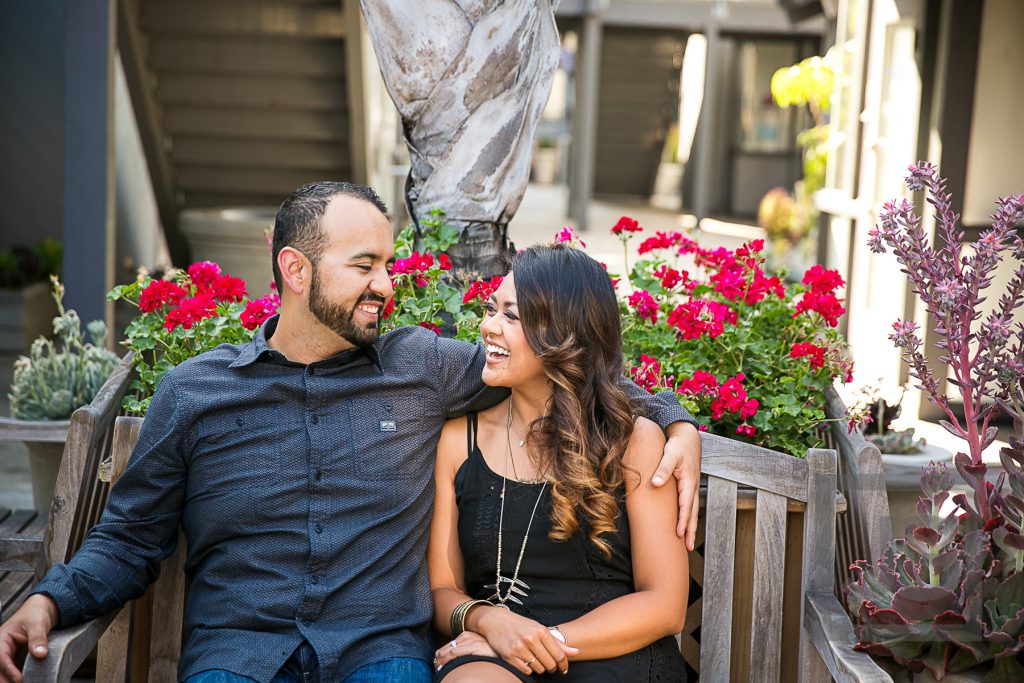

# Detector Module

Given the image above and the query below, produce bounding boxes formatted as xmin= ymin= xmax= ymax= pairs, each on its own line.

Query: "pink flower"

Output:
xmin=554 ymin=226 xmax=587 ymax=247
xmin=438 ymin=254 xmax=453 ymax=271
xmin=240 ymin=294 xmax=280 ymax=330
xmin=139 ymin=280 xmax=187 ymax=313
xmin=610 ymin=216 xmax=642 ymax=235
xmin=677 ymin=370 xmax=719 ymax=396
xmin=736 ymin=424 xmax=757 ymax=437
xmin=187 ymin=261 xmax=222 ymax=289
xmin=627 ymin=289 xmax=659 ymax=323
xmin=393 ymin=251 xmax=435 ymax=287
xmin=654 ymin=265 xmax=685 ymax=290
xmin=710 ymin=373 xmax=750 ymax=420
xmin=630 ymin=354 xmax=664 ymax=393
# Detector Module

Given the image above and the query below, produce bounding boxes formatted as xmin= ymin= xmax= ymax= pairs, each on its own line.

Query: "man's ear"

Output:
xmin=277 ymin=247 xmax=308 ymax=296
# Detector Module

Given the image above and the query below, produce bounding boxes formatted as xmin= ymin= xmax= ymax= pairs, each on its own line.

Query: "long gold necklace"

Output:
xmin=485 ymin=399 xmax=547 ymax=608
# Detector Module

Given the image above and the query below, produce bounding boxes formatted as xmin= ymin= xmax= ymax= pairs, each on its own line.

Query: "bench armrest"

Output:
xmin=804 ymin=592 xmax=893 ymax=683
xmin=21 ymin=612 xmax=116 ymax=682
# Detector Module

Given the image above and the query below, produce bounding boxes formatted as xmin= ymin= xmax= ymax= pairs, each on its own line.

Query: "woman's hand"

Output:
xmin=433 ymin=631 xmax=499 ymax=671
xmin=475 ymin=607 xmax=577 ymax=675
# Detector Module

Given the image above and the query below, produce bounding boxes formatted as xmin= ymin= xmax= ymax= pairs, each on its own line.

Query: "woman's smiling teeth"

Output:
xmin=486 ymin=343 xmax=510 ymax=359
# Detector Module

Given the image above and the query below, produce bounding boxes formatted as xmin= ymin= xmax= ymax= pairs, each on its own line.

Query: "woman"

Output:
xmin=428 ymin=244 xmax=688 ymax=682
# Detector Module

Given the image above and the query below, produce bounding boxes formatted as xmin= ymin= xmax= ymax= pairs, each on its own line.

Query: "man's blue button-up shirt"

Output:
xmin=32 ymin=318 xmax=694 ymax=681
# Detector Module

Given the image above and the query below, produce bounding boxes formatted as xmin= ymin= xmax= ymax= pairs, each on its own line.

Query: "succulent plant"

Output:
xmin=8 ymin=277 xmax=120 ymax=420
xmin=847 ymin=164 xmax=1024 ymax=679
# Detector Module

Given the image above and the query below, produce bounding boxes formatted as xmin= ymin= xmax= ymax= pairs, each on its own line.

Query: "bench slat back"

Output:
xmin=42 ymin=353 xmax=133 ymax=575
xmin=700 ymin=476 xmax=738 ymax=680
xmin=698 ymin=435 xmax=838 ymax=682
xmin=825 ymin=387 xmax=891 ymax=596
xmin=96 ymin=415 xmax=184 ymax=683
xmin=749 ymin=490 xmax=787 ymax=680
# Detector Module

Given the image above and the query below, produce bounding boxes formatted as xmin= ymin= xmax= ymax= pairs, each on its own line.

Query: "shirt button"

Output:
xmin=314 ymin=470 xmax=323 ymax=481
xmin=315 ymin=524 xmax=323 ymax=534
xmin=310 ymin=575 xmax=319 ymax=585
xmin=311 ymin=415 xmax=319 ymax=425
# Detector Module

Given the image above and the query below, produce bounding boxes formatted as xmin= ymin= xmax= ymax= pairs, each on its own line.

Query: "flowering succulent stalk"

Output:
xmin=9 ymin=277 xmax=121 ymax=420
xmin=868 ymin=162 xmax=1024 ymax=520
xmin=849 ymin=164 xmax=1024 ymax=679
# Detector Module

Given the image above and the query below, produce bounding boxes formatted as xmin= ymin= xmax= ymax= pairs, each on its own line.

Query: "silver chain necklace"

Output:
xmin=486 ymin=399 xmax=547 ymax=608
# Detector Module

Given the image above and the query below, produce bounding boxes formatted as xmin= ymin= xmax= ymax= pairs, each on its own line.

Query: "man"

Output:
xmin=0 ymin=182 xmax=700 ymax=682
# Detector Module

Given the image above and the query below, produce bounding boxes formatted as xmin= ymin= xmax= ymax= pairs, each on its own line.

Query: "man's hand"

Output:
xmin=652 ymin=422 xmax=702 ymax=550
xmin=0 ymin=594 xmax=59 ymax=683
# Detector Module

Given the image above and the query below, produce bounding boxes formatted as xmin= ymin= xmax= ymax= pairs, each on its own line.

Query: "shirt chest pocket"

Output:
xmin=348 ymin=397 xmax=435 ymax=481
xmin=189 ymin=406 xmax=284 ymax=492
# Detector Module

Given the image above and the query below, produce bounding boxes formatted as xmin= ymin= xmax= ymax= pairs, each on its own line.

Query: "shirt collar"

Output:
xmin=229 ymin=315 xmax=382 ymax=370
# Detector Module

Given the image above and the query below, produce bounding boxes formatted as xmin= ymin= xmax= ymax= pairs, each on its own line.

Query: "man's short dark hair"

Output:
xmin=271 ymin=181 xmax=389 ymax=292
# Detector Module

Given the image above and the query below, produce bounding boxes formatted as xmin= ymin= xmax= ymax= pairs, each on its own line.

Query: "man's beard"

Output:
xmin=308 ymin=267 xmax=384 ymax=349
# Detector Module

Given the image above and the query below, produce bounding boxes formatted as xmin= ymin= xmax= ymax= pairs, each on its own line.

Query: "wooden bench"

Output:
xmin=824 ymin=387 xmax=892 ymax=605
xmin=0 ymin=509 xmax=48 ymax=622
xmin=22 ymin=424 xmax=893 ymax=682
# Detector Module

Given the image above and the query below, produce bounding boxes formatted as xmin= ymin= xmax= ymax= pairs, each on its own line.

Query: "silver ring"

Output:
xmin=449 ymin=640 xmax=458 ymax=649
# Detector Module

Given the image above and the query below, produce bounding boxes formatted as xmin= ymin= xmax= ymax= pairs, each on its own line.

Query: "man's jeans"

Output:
xmin=184 ymin=642 xmax=432 ymax=683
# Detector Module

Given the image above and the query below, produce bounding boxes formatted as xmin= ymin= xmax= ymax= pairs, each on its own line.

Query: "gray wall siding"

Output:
xmin=0 ymin=0 xmax=65 ymax=248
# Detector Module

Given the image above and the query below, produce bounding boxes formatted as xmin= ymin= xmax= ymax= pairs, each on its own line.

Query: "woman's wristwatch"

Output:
xmin=548 ymin=626 xmax=567 ymax=644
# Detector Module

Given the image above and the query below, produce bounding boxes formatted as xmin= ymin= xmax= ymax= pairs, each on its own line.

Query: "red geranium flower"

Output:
xmin=462 ymin=276 xmax=504 ymax=305
xmin=139 ymin=280 xmax=187 ymax=313
xmin=239 ymin=294 xmax=280 ymax=331
xmin=418 ymin=321 xmax=442 ymax=335
xmin=790 ymin=342 xmax=826 ymax=369
xmin=164 ymin=294 xmax=218 ymax=332
xmin=207 ymin=274 xmax=248 ymax=303
xmin=610 ymin=216 xmax=642 ymax=235
xmin=187 ymin=261 xmax=222 ymax=289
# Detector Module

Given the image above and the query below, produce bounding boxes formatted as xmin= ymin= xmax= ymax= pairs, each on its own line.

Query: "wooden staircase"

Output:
xmin=124 ymin=0 xmax=356 ymax=214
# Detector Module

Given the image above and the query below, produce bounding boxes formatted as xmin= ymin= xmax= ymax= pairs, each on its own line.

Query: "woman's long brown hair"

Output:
xmin=512 ymin=244 xmax=637 ymax=556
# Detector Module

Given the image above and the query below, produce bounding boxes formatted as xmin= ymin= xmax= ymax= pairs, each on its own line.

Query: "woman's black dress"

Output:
xmin=436 ymin=414 xmax=685 ymax=682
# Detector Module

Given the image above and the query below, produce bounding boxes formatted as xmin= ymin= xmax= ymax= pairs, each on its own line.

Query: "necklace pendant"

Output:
xmin=518 ymin=439 xmax=525 ymax=447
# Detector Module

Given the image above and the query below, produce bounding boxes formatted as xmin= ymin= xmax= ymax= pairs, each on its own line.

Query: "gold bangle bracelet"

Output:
xmin=450 ymin=599 xmax=493 ymax=637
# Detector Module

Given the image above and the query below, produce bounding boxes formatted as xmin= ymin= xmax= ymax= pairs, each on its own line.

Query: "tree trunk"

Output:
xmin=361 ymin=0 xmax=561 ymax=276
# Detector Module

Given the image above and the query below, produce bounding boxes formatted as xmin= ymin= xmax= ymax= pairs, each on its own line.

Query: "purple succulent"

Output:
xmin=849 ymin=163 xmax=1024 ymax=679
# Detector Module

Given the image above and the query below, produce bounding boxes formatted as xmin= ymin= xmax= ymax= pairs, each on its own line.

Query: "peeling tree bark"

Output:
xmin=361 ymin=0 xmax=560 ymax=276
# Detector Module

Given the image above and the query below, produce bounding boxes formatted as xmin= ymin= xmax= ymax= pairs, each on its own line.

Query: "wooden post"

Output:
xmin=62 ymin=0 xmax=116 ymax=329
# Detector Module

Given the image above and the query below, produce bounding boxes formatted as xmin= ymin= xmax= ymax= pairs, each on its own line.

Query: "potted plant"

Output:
xmin=0 ymin=238 xmax=62 ymax=355
xmin=846 ymin=163 xmax=1024 ymax=681
xmin=108 ymin=261 xmax=279 ymax=413
xmin=0 ymin=277 xmax=120 ymax=511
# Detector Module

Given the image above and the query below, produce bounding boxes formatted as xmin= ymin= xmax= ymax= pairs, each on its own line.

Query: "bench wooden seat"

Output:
xmin=0 ymin=508 xmax=47 ymax=621
xmin=23 ymin=423 xmax=894 ymax=682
